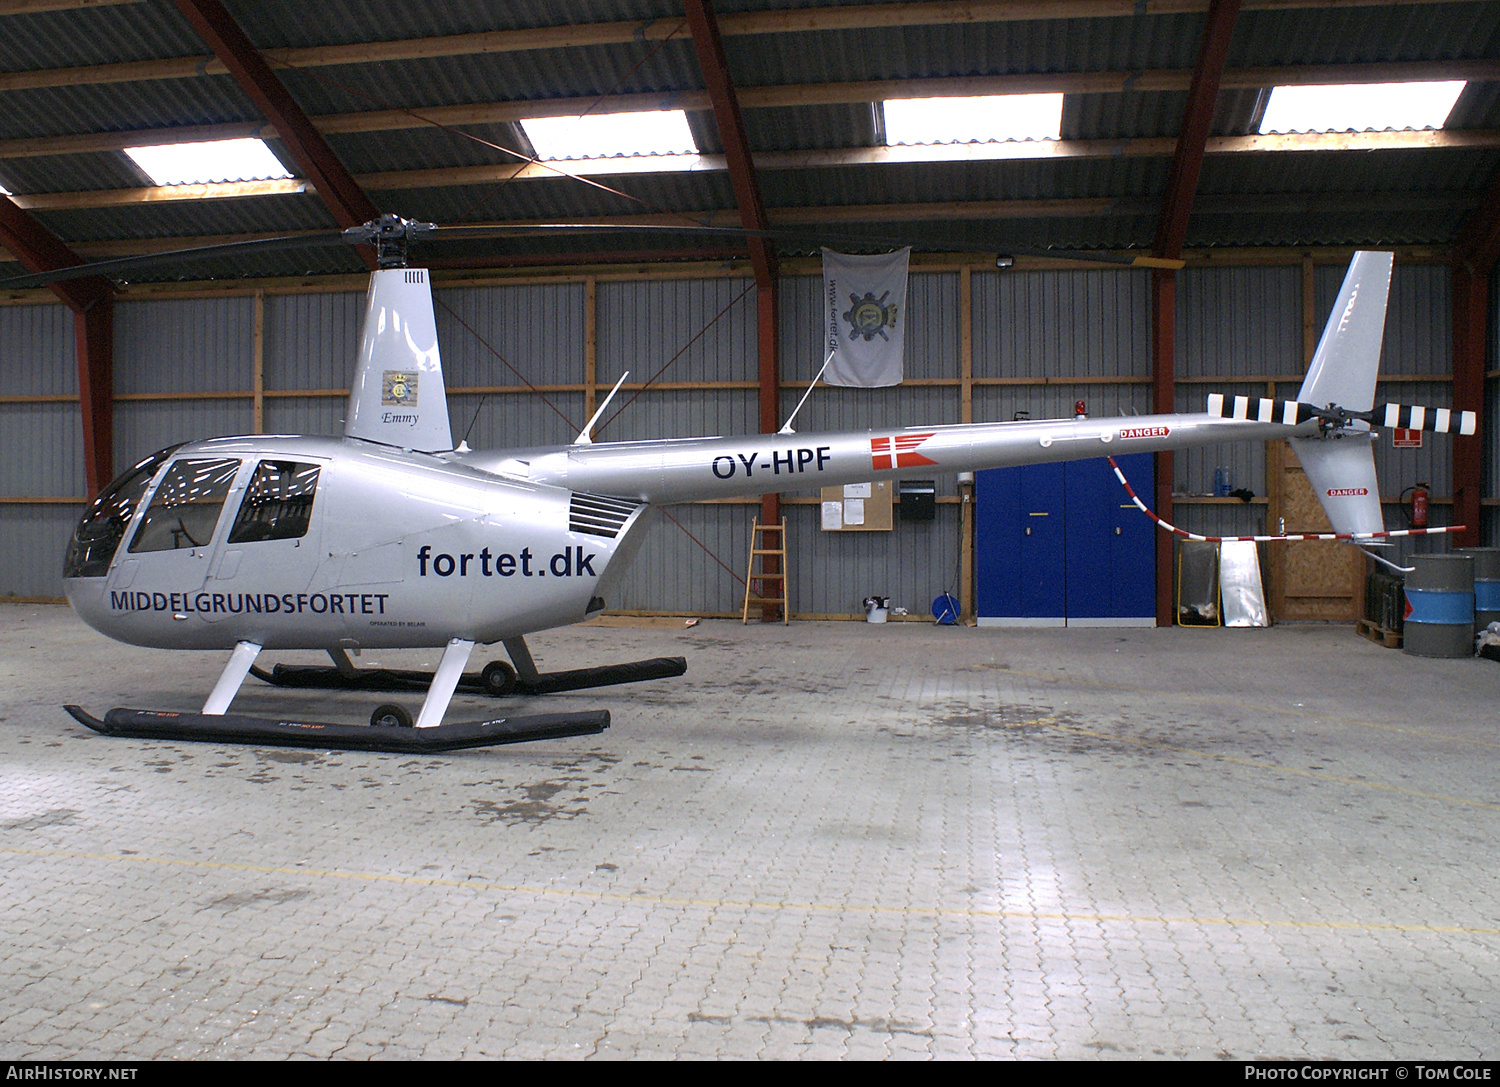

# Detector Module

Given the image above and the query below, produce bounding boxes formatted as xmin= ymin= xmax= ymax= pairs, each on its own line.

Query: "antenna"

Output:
xmin=779 ymin=350 xmax=834 ymax=435
xmin=574 ymin=371 xmax=631 ymax=445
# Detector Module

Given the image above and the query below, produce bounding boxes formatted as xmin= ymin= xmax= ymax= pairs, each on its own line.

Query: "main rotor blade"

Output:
xmin=0 ymin=217 xmax=1178 ymax=291
xmin=0 ymin=230 xmax=347 ymax=291
xmin=430 ymin=222 xmax=1170 ymax=267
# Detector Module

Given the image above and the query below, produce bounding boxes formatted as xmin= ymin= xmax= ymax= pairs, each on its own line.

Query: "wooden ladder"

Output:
xmin=741 ymin=517 xmax=789 ymax=624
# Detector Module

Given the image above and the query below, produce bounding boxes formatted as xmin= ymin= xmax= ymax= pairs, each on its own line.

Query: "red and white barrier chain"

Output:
xmin=1106 ymin=456 xmax=1465 ymax=543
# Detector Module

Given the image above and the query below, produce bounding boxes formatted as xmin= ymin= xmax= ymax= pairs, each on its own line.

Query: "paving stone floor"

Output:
xmin=2 ymin=601 xmax=1498 ymax=1060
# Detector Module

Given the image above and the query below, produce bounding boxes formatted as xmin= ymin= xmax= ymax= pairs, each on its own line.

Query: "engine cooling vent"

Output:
xmin=569 ymin=492 xmax=641 ymax=539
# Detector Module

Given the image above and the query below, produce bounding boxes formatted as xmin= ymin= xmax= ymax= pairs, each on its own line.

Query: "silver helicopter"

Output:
xmin=46 ymin=218 xmax=1472 ymax=752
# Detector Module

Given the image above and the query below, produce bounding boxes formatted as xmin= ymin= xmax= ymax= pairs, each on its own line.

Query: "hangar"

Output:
xmin=1 ymin=0 xmax=1498 ymax=1060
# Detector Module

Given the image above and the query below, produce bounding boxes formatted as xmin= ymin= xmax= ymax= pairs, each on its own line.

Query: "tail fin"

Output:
xmin=344 ymin=268 xmax=453 ymax=453
xmin=1296 ymin=250 xmax=1392 ymax=412
xmin=1291 ymin=251 xmax=1392 ymax=537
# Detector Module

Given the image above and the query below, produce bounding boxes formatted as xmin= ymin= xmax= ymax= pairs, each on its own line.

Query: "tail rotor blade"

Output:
xmin=1377 ymin=403 xmax=1477 ymax=436
xmin=1206 ymin=393 xmax=1477 ymax=437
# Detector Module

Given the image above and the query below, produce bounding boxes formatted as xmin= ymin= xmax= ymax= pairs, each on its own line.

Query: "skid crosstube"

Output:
xmin=250 ymin=655 xmax=687 ymax=696
xmin=63 ymin=705 xmax=609 ymax=753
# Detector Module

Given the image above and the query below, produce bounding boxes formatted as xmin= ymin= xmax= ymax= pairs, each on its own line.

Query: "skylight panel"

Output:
xmin=520 ymin=110 xmax=698 ymax=160
xmin=884 ymin=93 xmax=1064 ymax=145
xmin=1259 ymin=81 xmax=1466 ymax=134
xmin=124 ymin=138 xmax=293 ymax=186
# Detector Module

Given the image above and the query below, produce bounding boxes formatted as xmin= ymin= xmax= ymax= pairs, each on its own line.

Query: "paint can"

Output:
xmin=863 ymin=595 xmax=889 ymax=623
xmin=1456 ymin=548 xmax=1500 ymax=635
xmin=1402 ymin=554 xmax=1475 ymax=658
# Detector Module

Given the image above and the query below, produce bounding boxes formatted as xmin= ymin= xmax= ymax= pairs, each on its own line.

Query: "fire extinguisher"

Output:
xmin=1400 ymin=482 xmax=1430 ymax=528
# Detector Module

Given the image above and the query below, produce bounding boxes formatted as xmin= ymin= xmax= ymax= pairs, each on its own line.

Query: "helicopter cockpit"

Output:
xmin=63 ymin=446 xmax=323 ymax=580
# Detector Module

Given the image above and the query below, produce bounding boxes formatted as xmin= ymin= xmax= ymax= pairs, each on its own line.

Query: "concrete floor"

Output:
xmin=2 ymin=601 xmax=1498 ymax=1061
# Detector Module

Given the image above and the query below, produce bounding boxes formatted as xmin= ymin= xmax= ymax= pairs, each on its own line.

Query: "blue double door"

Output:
xmin=976 ymin=454 xmax=1155 ymax=625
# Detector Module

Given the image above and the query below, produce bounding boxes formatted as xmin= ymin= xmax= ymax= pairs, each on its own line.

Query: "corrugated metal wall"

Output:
xmin=0 ymin=301 xmax=80 ymax=598
xmin=1174 ymin=266 xmax=1300 ymax=541
xmin=3 ymin=261 xmax=1490 ymax=604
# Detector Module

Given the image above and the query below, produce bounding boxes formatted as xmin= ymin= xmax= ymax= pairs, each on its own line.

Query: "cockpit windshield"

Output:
xmin=62 ymin=444 xmax=182 ymax=579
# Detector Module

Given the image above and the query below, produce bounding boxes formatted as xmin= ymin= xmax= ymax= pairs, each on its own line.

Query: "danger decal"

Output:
xmin=1120 ymin=426 xmax=1170 ymax=439
xmin=1326 ymin=488 xmax=1369 ymax=497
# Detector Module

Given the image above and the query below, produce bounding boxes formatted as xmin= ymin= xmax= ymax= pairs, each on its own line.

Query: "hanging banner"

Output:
xmin=821 ymin=247 xmax=910 ymax=387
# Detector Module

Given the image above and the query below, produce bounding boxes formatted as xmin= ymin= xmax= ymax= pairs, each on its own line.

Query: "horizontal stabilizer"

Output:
xmin=1291 ymin=434 xmax=1384 ymax=537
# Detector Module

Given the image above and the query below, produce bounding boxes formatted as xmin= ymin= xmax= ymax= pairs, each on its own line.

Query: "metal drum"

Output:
xmin=1456 ymin=548 xmax=1500 ymax=634
xmin=1403 ymin=554 xmax=1475 ymax=658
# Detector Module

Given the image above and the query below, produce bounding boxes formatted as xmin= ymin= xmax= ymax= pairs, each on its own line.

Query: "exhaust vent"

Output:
xmin=569 ymin=492 xmax=640 ymax=539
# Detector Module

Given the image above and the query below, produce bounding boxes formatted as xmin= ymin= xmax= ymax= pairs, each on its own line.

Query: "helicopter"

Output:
xmin=21 ymin=219 xmax=1473 ymax=753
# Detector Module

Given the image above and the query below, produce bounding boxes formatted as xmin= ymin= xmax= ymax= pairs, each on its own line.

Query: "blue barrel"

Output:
xmin=1457 ymin=548 xmax=1500 ymax=634
xmin=1403 ymin=554 xmax=1474 ymax=658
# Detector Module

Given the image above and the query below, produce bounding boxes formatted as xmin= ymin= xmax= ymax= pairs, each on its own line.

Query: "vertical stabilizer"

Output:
xmin=344 ymin=268 xmax=453 ymax=452
xmin=1296 ymin=250 xmax=1392 ymax=412
xmin=1291 ymin=251 xmax=1393 ymax=537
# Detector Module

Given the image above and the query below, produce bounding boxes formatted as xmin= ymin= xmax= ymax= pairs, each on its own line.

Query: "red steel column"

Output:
xmin=1152 ymin=0 xmax=1241 ymax=260
xmin=1152 ymin=269 xmax=1177 ymax=627
xmin=686 ymin=0 xmax=783 ymax=618
xmin=0 ymin=196 xmax=115 ymax=496
xmin=172 ymin=0 xmax=379 ymax=229
xmin=1451 ymin=263 xmax=1487 ymax=547
xmin=73 ymin=298 xmax=114 ymax=497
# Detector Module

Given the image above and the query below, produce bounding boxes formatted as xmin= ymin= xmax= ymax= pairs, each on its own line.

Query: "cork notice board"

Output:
xmin=820 ymin=480 xmax=894 ymax=531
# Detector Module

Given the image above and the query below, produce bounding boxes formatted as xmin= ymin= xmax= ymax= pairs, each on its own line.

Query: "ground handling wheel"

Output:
xmin=370 ymin=703 xmax=414 ymax=728
xmin=481 ymin=660 xmax=518 ymax=696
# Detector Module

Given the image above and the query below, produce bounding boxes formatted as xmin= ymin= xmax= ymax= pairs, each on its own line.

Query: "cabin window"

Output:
xmin=127 ymin=458 xmax=242 ymax=553
xmin=63 ymin=444 xmax=182 ymax=578
xmin=227 ymin=460 xmax=321 ymax=544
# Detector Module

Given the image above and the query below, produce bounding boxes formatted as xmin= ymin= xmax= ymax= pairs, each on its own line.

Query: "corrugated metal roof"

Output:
xmin=0 ymin=0 xmax=1496 ymax=278
xmin=0 ymin=0 xmax=204 ymax=71
xmin=0 ymin=77 xmax=259 ymax=141
xmin=721 ymin=11 xmax=1209 ymax=85
xmin=1226 ymin=3 xmax=1500 ymax=66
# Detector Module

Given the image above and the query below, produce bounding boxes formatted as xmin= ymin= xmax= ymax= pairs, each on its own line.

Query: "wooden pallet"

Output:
xmin=1355 ymin=618 xmax=1402 ymax=649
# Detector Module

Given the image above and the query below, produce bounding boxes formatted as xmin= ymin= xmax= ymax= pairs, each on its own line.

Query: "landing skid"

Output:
xmin=62 ymin=634 xmax=664 ymax=753
xmin=63 ymin=705 xmax=609 ymax=753
xmin=250 ymin=646 xmax=687 ymax=697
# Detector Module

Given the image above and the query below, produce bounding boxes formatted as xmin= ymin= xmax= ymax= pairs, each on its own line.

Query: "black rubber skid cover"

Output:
xmin=63 ymin=705 xmax=609 ymax=753
xmin=517 ymin=656 xmax=687 ymax=695
xmin=250 ymin=656 xmax=687 ymax=696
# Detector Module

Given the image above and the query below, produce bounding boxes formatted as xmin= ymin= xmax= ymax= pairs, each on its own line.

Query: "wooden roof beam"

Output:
xmin=11 ymin=130 xmax=1499 ymax=213
xmin=170 ymin=0 xmax=378 ymax=232
xmin=1153 ymin=0 xmax=1241 ymax=260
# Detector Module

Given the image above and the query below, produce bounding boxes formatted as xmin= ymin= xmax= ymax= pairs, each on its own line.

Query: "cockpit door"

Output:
xmin=201 ymin=459 xmax=325 ymax=622
xmin=107 ymin=457 xmax=245 ymax=614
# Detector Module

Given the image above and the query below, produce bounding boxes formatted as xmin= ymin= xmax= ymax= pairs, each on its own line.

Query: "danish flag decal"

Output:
xmin=871 ymin=433 xmax=938 ymax=470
